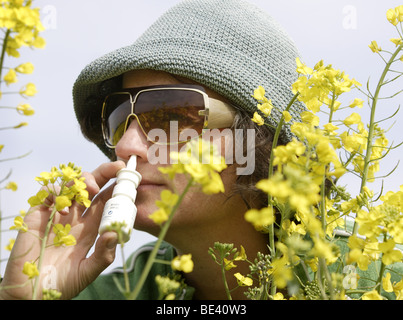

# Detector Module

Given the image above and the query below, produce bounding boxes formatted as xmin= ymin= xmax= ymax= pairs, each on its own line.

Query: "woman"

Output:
xmin=0 ymin=0 xmax=303 ymax=299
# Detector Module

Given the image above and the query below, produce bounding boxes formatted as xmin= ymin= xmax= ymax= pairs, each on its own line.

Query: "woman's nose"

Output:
xmin=114 ymin=118 xmax=149 ymax=162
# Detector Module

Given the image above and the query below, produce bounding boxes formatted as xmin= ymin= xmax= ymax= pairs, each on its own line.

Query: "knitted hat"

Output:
xmin=73 ymin=0 xmax=305 ymax=159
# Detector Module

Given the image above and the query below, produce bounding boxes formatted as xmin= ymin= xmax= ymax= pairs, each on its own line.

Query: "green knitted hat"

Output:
xmin=73 ymin=0 xmax=304 ymax=158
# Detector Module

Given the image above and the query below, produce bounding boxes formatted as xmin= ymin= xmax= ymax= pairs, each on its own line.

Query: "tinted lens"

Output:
xmin=135 ymin=89 xmax=205 ymax=142
xmin=103 ymin=93 xmax=132 ymax=146
xmin=103 ymin=88 xmax=206 ymax=147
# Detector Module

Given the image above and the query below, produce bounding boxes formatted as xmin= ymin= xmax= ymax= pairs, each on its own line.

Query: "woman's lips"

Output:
xmin=137 ymin=179 xmax=165 ymax=191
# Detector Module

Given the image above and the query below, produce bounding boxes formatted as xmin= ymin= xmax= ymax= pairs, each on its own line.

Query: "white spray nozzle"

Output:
xmin=126 ymin=155 xmax=137 ymax=171
xmin=98 ymin=155 xmax=142 ymax=243
xmin=113 ymin=155 xmax=142 ymax=199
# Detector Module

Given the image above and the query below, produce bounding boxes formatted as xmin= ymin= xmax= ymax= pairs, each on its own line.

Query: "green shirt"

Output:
xmin=74 ymin=241 xmax=195 ymax=300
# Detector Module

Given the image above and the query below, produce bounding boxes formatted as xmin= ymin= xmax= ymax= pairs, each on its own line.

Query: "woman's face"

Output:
xmin=114 ymin=69 xmax=249 ymax=244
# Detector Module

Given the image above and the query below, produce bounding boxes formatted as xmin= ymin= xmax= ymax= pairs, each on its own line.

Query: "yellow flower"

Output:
xmin=28 ymin=189 xmax=49 ymax=207
xmin=300 ymin=111 xmax=320 ymax=126
xmin=199 ymin=171 xmax=225 ymax=194
xmin=257 ymin=101 xmax=273 ymax=117
xmin=5 ymin=181 xmax=18 ymax=191
xmin=361 ymin=290 xmax=383 ymax=300
xmin=347 ymin=235 xmax=377 ymax=270
xmin=251 ymin=112 xmax=264 ymax=126
xmin=55 ymin=195 xmax=72 ymax=211
xmin=157 ymin=190 xmax=178 ymax=212
xmin=347 ymin=248 xmax=371 ymax=271
xmin=282 ymin=219 xmax=306 ymax=236
xmin=379 ymin=239 xmax=403 ymax=265
xmin=368 ymin=40 xmax=381 ymax=53
xmin=310 ymin=238 xmax=338 ymax=265
xmin=234 ymin=245 xmax=247 ymax=261
xmin=387 ymin=8 xmax=399 ymax=26
xmin=149 ymin=190 xmax=179 ymax=225
xmin=16 ymin=103 xmax=35 ymax=115
xmin=171 ymin=254 xmax=194 ymax=273
xmin=382 ymin=273 xmax=394 ymax=293
xmin=355 ymin=208 xmax=384 ymax=240
xmin=32 ymin=36 xmax=46 ymax=49
xmin=70 ymin=178 xmax=91 ymax=208
xmin=244 ymin=207 xmax=274 ymax=231
xmin=348 ymin=98 xmax=364 ymax=108
xmin=15 ymin=62 xmax=34 ymax=74
xmin=19 ymin=82 xmax=37 ymax=97
xmin=223 ymin=258 xmax=237 ymax=270
xmin=60 ymin=163 xmax=82 ymax=181
xmin=282 ymin=111 xmax=292 ymax=122
xmin=234 ymin=273 xmax=253 ymax=286
xmin=14 ymin=121 xmax=28 ymax=128
xmin=149 ymin=208 xmax=169 ymax=225
xmin=53 ymin=224 xmax=76 ymax=247
xmin=272 ymin=139 xmax=306 ymax=167
xmin=339 ymin=132 xmax=367 ymax=153
xmin=381 ymin=188 xmax=403 ymax=212
xmin=272 ymin=292 xmax=286 ymax=300
xmin=269 ymin=255 xmax=292 ymax=288
xmin=252 ymin=86 xmax=268 ymax=102
xmin=296 ymin=57 xmax=313 ymax=75
xmin=4 ymin=68 xmax=17 ymax=84
xmin=23 ymin=261 xmax=39 ymax=279
xmin=396 ymin=5 xmax=403 ymax=22
xmin=393 ymin=278 xmax=403 ymax=299
xmin=343 ymin=112 xmax=362 ymax=126
xmin=10 ymin=216 xmax=28 ymax=232
xmin=323 ymin=123 xmax=339 ymax=136
xmin=4 ymin=238 xmax=15 ymax=251
xmin=390 ymin=38 xmax=403 ymax=46
xmin=155 ymin=275 xmax=181 ymax=299
xmin=35 ymin=167 xmax=61 ymax=185
xmin=160 ymin=139 xmax=226 ymax=195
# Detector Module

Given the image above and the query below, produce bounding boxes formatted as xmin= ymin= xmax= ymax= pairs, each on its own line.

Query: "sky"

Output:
xmin=1 ymin=0 xmax=402 ymax=276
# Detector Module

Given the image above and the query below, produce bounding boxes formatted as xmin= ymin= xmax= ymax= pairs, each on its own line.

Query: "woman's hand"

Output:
xmin=0 ymin=161 xmax=126 ymax=300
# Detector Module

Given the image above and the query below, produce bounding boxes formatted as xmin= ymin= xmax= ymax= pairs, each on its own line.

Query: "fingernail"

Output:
xmin=106 ymin=237 xmax=118 ymax=249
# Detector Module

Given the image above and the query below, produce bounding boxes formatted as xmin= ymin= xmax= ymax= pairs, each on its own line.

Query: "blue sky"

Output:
xmin=1 ymin=0 xmax=402 ymax=275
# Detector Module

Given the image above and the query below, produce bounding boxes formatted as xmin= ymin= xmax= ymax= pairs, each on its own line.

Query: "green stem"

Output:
xmin=267 ymin=92 xmax=299 ymax=297
xmin=220 ymin=260 xmax=232 ymax=300
xmin=127 ymin=179 xmax=193 ymax=300
xmin=119 ymin=242 xmax=131 ymax=296
xmin=267 ymin=93 xmax=300 ymax=246
xmin=320 ymin=174 xmax=328 ymax=232
xmin=32 ymin=206 xmax=57 ymax=300
xmin=352 ymin=43 xmax=403 ymax=234
xmin=328 ymin=91 xmax=337 ymax=123
xmin=0 ymin=29 xmax=10 ymax=88
xmin=376 ymin=234 xmax=387 ymax=295
xmin=0 ymin=106 xmax=17 ymax=109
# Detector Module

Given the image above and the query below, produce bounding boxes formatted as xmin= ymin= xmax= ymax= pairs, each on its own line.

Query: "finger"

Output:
xmin=77 ymin=171 xmax=100 ymax=200
xmin=64 ymin=161 xmax=125 ymax=218
xmin=80 ymin=182 xmax=114 ymax=223
xmin=79 ymin=231 xmax=118 ymax=284
xmin=91 ymin=161 xmax=126 ymax=191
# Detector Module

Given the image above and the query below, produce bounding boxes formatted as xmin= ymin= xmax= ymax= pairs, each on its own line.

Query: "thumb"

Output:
xmin=81 ymin=232 xmax=118 ymax=283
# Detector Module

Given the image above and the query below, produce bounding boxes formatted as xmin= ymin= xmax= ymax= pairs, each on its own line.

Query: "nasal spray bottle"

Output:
xmin=98 ymin=155 xmax=142 ymax=243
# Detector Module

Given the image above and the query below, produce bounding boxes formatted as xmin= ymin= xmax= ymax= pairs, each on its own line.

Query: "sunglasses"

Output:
xmin=101 ymin=84 xmax=235 ymax=148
